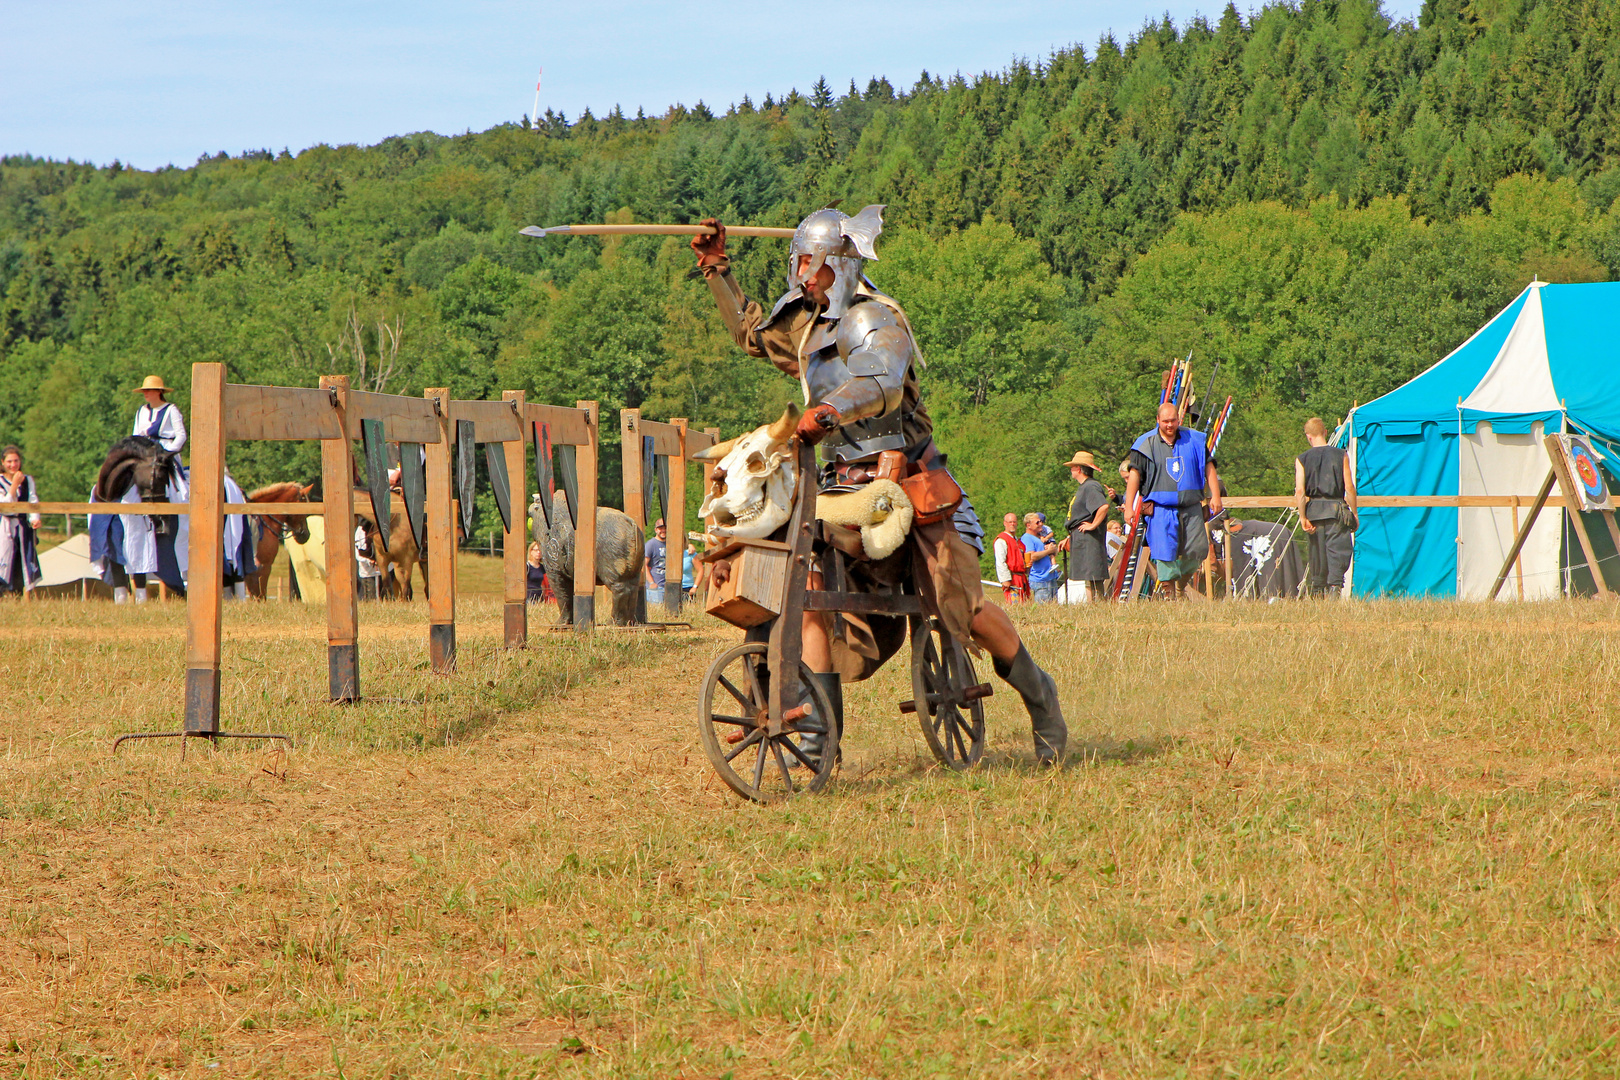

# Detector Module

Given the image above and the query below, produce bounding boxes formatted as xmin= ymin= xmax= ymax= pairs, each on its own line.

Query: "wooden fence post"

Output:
xmin=702 ymin=428 xmax=720 ymax=532
xmin=184 ymin=362 xmax=226 ymax=735
xmin=668 ymin=417 xmax=688 ymax=612
xmin=426 ymin=388 xmax=457 ymax=670
xmin=574 ymin=400 xmax=599 ymax=630
xmin=621 ymin=408 xmax=644 ymax=528
xmin=503 ymin=390 xmax=528 ymax=648
xmin=320 ymin=375 xmax=360 ymax=701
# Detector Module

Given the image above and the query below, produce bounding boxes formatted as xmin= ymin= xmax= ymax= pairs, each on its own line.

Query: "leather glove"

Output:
xmin=795 ymin=404 xmax=841 ymax=446
xmin=691 ymin=217 xmax=727 ymax=268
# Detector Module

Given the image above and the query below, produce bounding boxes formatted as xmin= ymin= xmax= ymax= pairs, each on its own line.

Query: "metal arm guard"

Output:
xmin=818 ymin=303 xmax=910 ymax=423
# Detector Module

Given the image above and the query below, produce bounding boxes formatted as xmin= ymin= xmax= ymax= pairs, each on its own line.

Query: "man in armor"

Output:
xmin=692 ymin=207 xmax=1066 ymax=765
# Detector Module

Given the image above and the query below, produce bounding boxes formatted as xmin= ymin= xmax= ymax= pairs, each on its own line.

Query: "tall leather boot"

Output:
xmin=994 ymin=644 xmax=1066 ymax=765
xmin=795 ymin=671 xmax=844 ymax=770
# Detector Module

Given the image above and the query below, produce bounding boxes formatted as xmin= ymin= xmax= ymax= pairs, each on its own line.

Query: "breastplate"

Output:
xmin=804 ymin=344 xmax=905 ymax=461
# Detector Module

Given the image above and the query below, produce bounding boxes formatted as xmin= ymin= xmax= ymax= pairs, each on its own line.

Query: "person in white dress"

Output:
xmin=0 ymin=446 xmax=42 ymax=595
xmin=120 ymin=375 xmax=190 ymax=601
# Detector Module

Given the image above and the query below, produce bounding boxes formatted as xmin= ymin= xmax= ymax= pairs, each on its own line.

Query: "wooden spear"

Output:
xmin=519 ymin=223 xmax=796 ymax=239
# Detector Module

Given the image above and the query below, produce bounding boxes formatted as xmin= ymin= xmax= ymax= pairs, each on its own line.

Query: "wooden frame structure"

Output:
xmin=0 ymin=361 xmax=607 ymax=750
xmin=505 ymin=395 xmax=601 ymax=635
xmin=618 ymin=408 xmax=718 ymax=614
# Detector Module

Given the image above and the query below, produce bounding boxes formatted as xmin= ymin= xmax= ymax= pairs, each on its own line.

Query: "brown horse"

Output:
xmin=358 ymin=505 xmax=428 ymax=600
xmin=245 ymin=481 xmax=315 ymax=598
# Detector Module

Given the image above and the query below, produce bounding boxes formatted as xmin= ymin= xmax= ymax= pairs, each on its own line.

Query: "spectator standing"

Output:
xmin=992 ymin=512 xmax=1030 ymax=602
xmin=1295 ymin=417 xmax=1356 ymax=597
xmin=643 ymin=518 xmax=667 ymax=609
xmin=355 ymin=523 xmax=382 ymax=601
xmin=1105 ymin=520 xmax=1125 ymax=564
xmin=1022 ymin=512 xmax=1061 ymax=602
xmin=682 ymin=538 xmax=701 ymax=600
xmin=1060 ymin=451 xmax=1111 ymax=601
xmin=0 ymin=445 xmax=42 ymax=596
xmin=525 ymin=541 xmax=547 ymax=603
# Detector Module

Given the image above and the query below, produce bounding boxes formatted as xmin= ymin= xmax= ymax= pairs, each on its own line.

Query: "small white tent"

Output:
xmin=33 ymin=533 xmax=112 ymax=599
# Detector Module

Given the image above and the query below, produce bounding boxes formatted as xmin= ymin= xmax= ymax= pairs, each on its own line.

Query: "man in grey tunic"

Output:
xmin=1061 ymin=451 xmax=1111 ymax=601
xmin=1294 ymin=416 xmax=1356 ymax=596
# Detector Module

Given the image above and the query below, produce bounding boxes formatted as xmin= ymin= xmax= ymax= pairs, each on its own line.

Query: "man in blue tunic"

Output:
xmin=1123 ymin=402 xmax=1223 ymax=598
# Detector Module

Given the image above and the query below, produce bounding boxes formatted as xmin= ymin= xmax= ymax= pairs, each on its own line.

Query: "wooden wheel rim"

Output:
xmin=910 ymin=617 xmax=986 ymax=769
xmin=698 ymin=642 xmax=839 ymax=804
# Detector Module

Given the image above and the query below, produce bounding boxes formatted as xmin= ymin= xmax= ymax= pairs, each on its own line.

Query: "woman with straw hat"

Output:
xmin=133 ymin=375 xmax=187 ymax=452
xmin=1060 ymin=451 xmax=1112 ymax=602
xmin=117 ymin=375 xmax=189 ymax=601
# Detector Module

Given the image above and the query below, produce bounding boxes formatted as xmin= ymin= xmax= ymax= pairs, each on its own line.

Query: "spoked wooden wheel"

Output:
xmin=908 ymin=616 xmax=988 ymax=769
xmin=698 ymin=642 xmax=839 ymax=804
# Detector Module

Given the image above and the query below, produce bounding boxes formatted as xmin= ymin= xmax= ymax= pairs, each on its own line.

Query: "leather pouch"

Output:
xmin=874 ymin=450 xmax=906 ymax=483
xmin=901 ymin=467 xmax=963 ymax=525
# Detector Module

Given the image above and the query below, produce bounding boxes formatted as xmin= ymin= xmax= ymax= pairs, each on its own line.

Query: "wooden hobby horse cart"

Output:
xmin=696 ymin=441 xmax=994 ymax=803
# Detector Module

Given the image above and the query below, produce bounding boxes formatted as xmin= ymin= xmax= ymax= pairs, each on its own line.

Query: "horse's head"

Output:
xmin=288 ymin=483 xmax=314 ymax=543
xmin=96 ymin=436 xmax=174 ymax=503
xmin=247 ymin=480 xmax=315 ymax=543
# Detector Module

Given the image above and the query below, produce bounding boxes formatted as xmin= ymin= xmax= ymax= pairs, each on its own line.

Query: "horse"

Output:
xmin=245 ymin=481 xmax=315 ymax=598
xmin=91 ymin=436 xmax=187 ymax=597
xmin=95 ymin=436 xmax=180 ymax=508
xmin=359 ymin=504 xmax=428 ymax=600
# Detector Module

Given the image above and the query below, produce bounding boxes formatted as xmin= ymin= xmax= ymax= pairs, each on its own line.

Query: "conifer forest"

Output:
xmin=3 ymin=0 xmax=1618 ymax=533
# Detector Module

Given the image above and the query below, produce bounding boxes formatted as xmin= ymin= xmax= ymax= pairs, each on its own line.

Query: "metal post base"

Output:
xmin=112 ymin=730 xmax=294 ymax=754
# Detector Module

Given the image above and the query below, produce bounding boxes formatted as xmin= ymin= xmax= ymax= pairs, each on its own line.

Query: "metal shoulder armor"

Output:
xmin=821 ymin=302 xmax=911 ymax=420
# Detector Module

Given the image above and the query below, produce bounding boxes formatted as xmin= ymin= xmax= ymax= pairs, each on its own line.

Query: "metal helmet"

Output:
xmin=787 ymin=204 xmax=885 ymax=319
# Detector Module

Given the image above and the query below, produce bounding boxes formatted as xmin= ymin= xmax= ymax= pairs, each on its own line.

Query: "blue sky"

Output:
xmin=2 ymin=0 xmax=1425 ymax=170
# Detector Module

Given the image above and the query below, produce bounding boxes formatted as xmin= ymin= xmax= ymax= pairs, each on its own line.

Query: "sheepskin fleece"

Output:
xmin=814 ymin=479 xmax=914 ymax=560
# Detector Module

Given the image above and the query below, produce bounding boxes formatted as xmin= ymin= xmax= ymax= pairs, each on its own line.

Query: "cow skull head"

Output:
xmin=693 ymin=406 xmax=800 ymax=539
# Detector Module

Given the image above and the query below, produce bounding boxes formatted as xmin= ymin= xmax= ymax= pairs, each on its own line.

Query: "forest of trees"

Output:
xmin=2 ymin=0 xmax=1618 ymax=541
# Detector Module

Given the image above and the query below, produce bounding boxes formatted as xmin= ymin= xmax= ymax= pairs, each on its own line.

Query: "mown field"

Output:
xmin=4 ymin=578 xmax=1620 ymax=1077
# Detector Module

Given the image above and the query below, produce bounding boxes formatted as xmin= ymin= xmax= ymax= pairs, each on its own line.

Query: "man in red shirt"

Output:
xmin=993 ymin=512 xmax=1030 ymax=602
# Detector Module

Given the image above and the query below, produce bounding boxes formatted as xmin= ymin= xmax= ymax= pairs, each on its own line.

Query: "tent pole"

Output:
xmin=1489 ymin=468 xmax=1556 ymax=602
xmin=1511 ymin=496 xmax=1524 ymax=600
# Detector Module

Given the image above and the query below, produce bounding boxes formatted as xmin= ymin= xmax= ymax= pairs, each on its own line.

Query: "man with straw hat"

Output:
xmin=1059 ymin=451 xmax=1112 ymax=601
xmin=133 ymin=375 xmax=187 ymax=452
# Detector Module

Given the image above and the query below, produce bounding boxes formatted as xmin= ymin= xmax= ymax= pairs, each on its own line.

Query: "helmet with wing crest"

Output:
xmin=786 ymin=204 xmax=884 ymax=319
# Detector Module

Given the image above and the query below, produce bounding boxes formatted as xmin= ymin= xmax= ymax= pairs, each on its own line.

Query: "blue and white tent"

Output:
xmin=1343 ymin=281 xmax=1620 ymax=599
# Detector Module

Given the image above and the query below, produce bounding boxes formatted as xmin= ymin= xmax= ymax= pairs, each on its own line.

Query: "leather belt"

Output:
xmin=833 ymin=440 xmax=941 ymax=486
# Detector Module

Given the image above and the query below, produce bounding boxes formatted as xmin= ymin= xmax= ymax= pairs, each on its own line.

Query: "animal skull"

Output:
xmin=693 ymin=406 xmax=800 ymax=539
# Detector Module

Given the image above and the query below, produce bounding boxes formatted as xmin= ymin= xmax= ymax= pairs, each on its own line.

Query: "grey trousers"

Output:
xmin=1307 ymin=517 xmax=1353 ymax=592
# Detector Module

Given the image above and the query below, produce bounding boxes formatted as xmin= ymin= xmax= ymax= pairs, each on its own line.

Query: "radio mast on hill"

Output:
xmin=531 ymin=69 xmax=543 ymax=131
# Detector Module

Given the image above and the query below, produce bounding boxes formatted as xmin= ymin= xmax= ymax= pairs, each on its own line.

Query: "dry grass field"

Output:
xmin=4 ymin=564 xmax=1620 ymax=1077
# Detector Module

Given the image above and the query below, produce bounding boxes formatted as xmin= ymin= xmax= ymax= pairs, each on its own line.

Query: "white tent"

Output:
xmin=1345 ymin=281 xmax=1620 ymax=598
xmin=33 ymin=533 xmax=113 ymax=599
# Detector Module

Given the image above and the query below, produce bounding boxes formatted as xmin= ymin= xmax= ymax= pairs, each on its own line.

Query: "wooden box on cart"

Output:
xmin=703 ymin=538 xmax=790 ymax=628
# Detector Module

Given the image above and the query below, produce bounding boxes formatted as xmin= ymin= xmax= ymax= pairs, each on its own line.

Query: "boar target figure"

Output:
xmin=529 ymin=491 xmax=645 ymax=626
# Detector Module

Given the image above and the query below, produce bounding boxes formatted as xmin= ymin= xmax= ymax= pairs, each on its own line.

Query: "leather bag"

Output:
xmin=901 ymin=466 xmax=963 ymax=526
